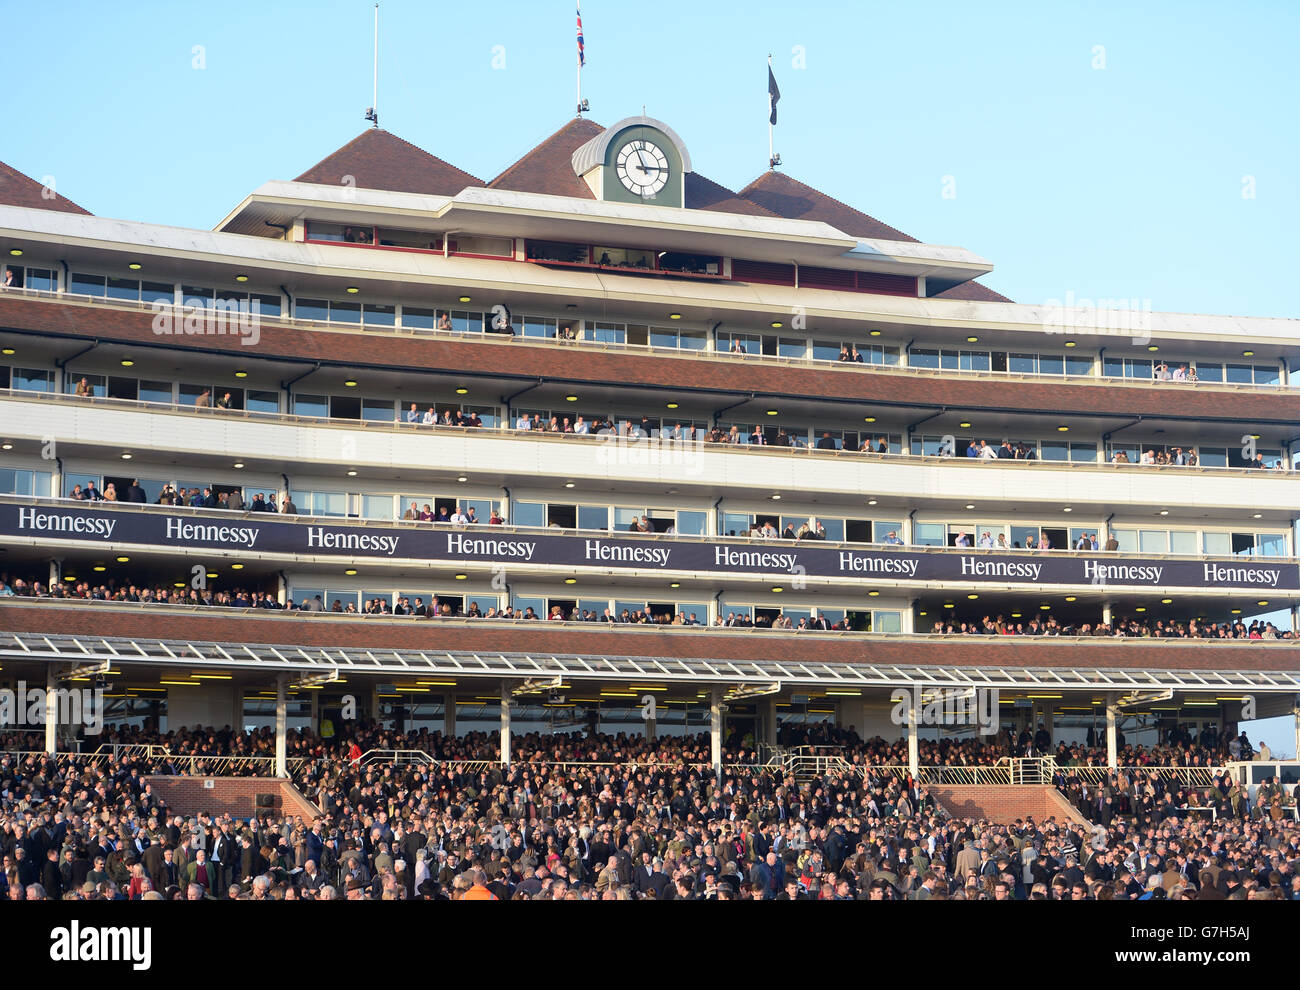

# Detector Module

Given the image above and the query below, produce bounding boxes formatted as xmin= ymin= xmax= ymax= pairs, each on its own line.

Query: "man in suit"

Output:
xmin=184 ymin=848 xmax=214 ymax=896
xmin=141 ymin=835 xmax=165 ymax=887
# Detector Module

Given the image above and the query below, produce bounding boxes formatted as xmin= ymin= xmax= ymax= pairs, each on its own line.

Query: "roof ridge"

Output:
xmin=0 ymin=160 xmax=92 ymax=215
xmin=293 ymin=128 xmax=484 ymax=187
xmin=487 ymin=117 xmax=604 ymax=188
xmin=739 ymin=170 xmax=916 ymax=242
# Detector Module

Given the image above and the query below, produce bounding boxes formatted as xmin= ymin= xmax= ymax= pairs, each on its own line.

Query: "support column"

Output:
xmin=761 ymin=697 xmax=778 ymax=752
xmin=710 ymin=686 xmax=723 ymax=776
xmin=907 ymin=694 xmax=920 ymax=778
xmin=1293 ymin=695 xmax=1299 ymax=762
xmin=1102 ymin=601 xmax=1112 ymax=627
xmin=274 ymin=675 xmax=287 ymax=778
xmin=1105 ymin=694 xmax=1119 ymax=770
xmin=45 ymin=667 xmax=57 ymax=755
xmin=49 ymin=559 xmax=60 ymax=589
xmin=500 ymin=683 xmax=511 ymax=768
xmin=444 ymin=694 xmax=456 ymax=737
xmin=1044 ymin=705 xmax=1056 ymax=746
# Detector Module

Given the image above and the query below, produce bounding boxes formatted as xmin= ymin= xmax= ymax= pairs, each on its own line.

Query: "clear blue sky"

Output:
xmin=4 ymin=0 xmax=1296 ymax=750
xmin=4 ymin=0 xmax=1297 ymax=318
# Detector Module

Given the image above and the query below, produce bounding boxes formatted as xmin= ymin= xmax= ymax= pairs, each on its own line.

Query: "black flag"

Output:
xmin=768 ymin=64 xmax=781 ymax=125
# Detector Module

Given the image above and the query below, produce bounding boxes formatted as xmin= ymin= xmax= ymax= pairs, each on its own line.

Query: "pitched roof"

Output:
xmin=0 ymin=160 xmax=91 ymax=215
xmin=293 ymin=129 xmax=483 ymax=196
xmin=739 ymin=170 xmax=1011 ymax=301
xmin=489 ymin=117 xmax=605 ymax=199
xmin=684 ymin=172 xmax=778 ymax=218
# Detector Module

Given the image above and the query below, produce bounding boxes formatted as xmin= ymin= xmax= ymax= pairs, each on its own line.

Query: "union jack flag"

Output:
xmin=577 ymin=4 xmax=585 ymax=67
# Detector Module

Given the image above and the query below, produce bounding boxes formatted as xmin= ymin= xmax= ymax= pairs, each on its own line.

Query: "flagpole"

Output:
xmin=372 ymin=4 xmax=379 ymax=127
xmin=767 ymin=54 xmax=773 ymax=169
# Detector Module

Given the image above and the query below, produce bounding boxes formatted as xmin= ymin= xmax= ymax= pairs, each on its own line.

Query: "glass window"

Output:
xmin=1139 ymin=530 xmax=1169 ymax=554
xmin=1225 ymin=364 xmax=1252 ymax=385
xmin=1070 ymin=443 xmax=1097 ymax=462
xmin=106 ymin=277 xmax=140 ymax=301
xmin=820 ymin=518 xmax=845 ymax=542
xmin=678 ymin=330 xmax=707 ymax=351
xmin=329 ymin=300 xmax=361 ymax=324
xmin=575 ymin=505 xmax=608 ymax=530
xmin=140 ymin=281 xmax=174 ymax=306
xmin=24 ymin=268 xmax=57 ymax=292
xmin=14 ymin=368 xmax=52 ymax=392
xmin=310 ymin=492 xmax=347 ymax=517
xmin=71 ymin=272 xmax=106 ymax=296
xmin=1254 ymin=365 xmax=1280 ymax=386
xmin=402 ymin=307 xmax=435 ymax=330
xmin=1258 ymin=533 xmax=1287 ymax=557
xmin=1039 ymin=355 xmax=1064 ymax=376
xmin=778 ymin=338 xmax=806 ymax=359
xmin=513 ymin=596 xmax=545 ymax=619
xmin=520 ymin=315 xmax=558 ymax=339
xmin=1066 ymin=354 xmax=1093 ymax=376
xmin=613 ymin=507 xmax=643 ymax=530
xmin=1008 ymin=353 xmax=1037 ymax=375
xmin=246 ymin=390 xmax=278 ymax=414
xmin=1039 ymin=442 xmax=1069 ymax=462
xmin=293 ymin=394 xmax=329 ymax=418
xmin=361 ymin=398 xmax=395 ymax=422
xmin=1197 ymin=447 xmax=1227 ymax=468
xmin=512 ymin=501 xmax=545 ymax=529
xmin=1195 ymin=363 xmax=1223 ymax=382
xmin=252 ymin=293 xmax=281 ymax=318
xmin=959 ymin=351 xmax=990 ymax=371
xmin=874 ymin=521 xmax=903 ymax=543
xmin=1169 ymin=531 xmax=1198 ymax=555
xmin=589 ymin=322 xmax=626 ymax=345
xmin=914 ymin=523 xmax=945 ymax=547
xmin=361 ymin=495 xmax=395 ymax=520
xmin=873 ymin=611 xmax=902 ymax=633
xmin=296 ymin=298 xmax=329 ymax=321
xmin=909 ymin=348 xmax=939 ymax=369
xmin=363 ymin=304 xmax=396 ymax=326
xmin=1102 ymin=356 xmax=1123 ymax=378
xmin=450 ymin=310 xmax=483 ymax=334
xmin=721 ymin=512 xmax=751 ymax=537
xmin=1202 ymin=532 xmax=1231 ymax=556
xmin=1112 ymin=529 xmax=1137 ymax=553
xmin=676 ymin=510 xmax=707 ymax=536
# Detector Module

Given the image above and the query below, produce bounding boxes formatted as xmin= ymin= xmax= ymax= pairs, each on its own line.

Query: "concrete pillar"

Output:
xmin=710 ymin=686 xmax=723 ymax=776
xmin=500 ymin=683 xmax=511 ymax=768
xmin=907 ymin=694 xmax=920 ymax=778
xmin=49 ymin=560 xmax=60 ymax=588
xmin=274 ymin=675 xmax=287 ymax=778
xmin=761 ymin=697 xmax=778 ymax=751
xmin=1044 ymin=705 xmax=1055 ymax=746
xmin=444 ymin=694 xmax=456 ymax=737
xmin=900 ymin=606 xmax=915 ymax=634
xmin=1293 ymin=695 xmax=1299 ymax=762
xmin=1105 ymin=694 xmax=1118 ymax=770
xmin=45 ymin=667 xmax=57 ymax=755
xmin=1102 ymin=601 xmax=1112 ymax=627
xmin=644 ymin=717 xmax=657 ymax=741
xmin=276 ymin=574 xmax=287 ymax=606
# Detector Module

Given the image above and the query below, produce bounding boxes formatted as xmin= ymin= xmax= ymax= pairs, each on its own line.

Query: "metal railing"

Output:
xmin=1060 ymin=765 xmax=1224 ymax=787
xmin=2 ymin=385 xmax=1296 ymax=479
xmin=2 ymin=283 xmax=1292 ymax=393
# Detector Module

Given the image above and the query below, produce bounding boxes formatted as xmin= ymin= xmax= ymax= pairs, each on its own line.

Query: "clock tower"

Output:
xmin=570 ymin=116 xmax=692 ymax=208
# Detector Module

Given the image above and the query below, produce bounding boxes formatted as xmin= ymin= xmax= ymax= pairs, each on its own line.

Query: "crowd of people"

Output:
xmin=1 ymin=722 xmax=1296 ymax=901
xmin=927 ymin=613 xmax=1292 ymax=640
xmin=2 ymin=572 xmax=1289 ymax=643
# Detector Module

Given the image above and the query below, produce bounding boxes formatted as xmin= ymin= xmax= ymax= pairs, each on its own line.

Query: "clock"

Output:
xmin=614 ymin=139 xmax=670 ymax=198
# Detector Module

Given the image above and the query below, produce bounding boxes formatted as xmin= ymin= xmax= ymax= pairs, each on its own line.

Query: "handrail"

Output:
xmin=1 ymin=283 xmax=1292 ymax=393
xmin=0 ymin=386 xmax=1295 ymax=476
xmin=1 ymin=597 xmax=1295 ymax=646
xmin=2 ymin=493 xmax=1296 ymax=567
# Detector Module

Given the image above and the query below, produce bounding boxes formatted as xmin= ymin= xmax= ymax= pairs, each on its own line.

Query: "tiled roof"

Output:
xmin=739 ymin=170 xmax=917 ymax=242
xmin=489 ymin=117 xmax=605 ymax=199
xmin=739 ymin=170 xmax=1011 ymax=301
xmin=684 ymin=172 xmax=779 ymax=218
xmin=0 ymin=160 xmax=91 ymax=215
xmin=293 ymin=129 xmax=483 ymax=196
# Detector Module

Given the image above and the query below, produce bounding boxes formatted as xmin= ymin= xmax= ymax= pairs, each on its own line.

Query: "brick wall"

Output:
xmin=3 ymin=294 xmax=1296 ymax=422
xmin=933 ymin=785 xmax=1091 ymax=827
xmin=1 ymin=600 xmax=1293 ymax=673
xmin=147 ymin=776 xmax=319 ymax=820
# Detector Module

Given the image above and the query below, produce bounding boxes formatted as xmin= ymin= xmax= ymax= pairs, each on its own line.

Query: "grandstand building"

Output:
xmin=2 ymin=114 xmax=1299 ymax=778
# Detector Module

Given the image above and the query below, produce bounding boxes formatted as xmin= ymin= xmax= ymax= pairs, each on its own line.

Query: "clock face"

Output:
xmin=615 ymin=139 xmax=670 ymax=198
